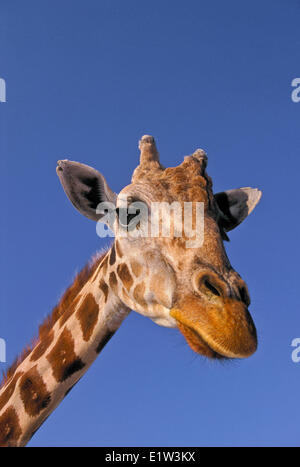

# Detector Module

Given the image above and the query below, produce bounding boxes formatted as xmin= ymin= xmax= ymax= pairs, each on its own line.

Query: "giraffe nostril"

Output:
xmin=203 ymin=279 xmax=221 ymax=297
xmin=194 ymin=273 xmax=224 ymax=299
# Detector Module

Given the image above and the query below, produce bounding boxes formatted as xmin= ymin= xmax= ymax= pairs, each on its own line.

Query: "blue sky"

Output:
xmin=1 ymin=0 xmax=300 ymax=447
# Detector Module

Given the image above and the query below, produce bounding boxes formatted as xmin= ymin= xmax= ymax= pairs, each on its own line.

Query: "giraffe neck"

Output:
xmin=0 ymin=248 xmax=130 ymax=447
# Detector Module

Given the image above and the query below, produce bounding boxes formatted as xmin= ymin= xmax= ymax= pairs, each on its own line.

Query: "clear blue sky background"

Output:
xmin=1 ymin=0 xmax=300 ymax=447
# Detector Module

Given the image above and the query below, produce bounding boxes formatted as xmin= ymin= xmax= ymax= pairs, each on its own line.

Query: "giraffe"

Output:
xmin=0 ymin=135 xmax=262 ymax=447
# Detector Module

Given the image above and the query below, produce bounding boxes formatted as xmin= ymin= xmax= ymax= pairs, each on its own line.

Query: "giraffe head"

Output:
xmin=56 ymin=136 xmax=261 ymax=360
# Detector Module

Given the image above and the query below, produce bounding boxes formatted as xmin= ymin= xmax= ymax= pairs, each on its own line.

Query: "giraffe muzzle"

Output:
xmin=170 ymin=298 xmax=257 ymax=359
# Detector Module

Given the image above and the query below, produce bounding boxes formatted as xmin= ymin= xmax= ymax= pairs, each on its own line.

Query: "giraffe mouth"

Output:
xmin=175 ymin=320 xmax=226 ymax=359
xmin=170 ymin=304 xmax=257 ymax=360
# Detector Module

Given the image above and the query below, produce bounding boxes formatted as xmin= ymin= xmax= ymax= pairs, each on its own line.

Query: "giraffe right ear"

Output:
xmin=56 ymin=160 xmax=117 ymax=221
xmin=214 ymin=187 xmax=262 ymax=233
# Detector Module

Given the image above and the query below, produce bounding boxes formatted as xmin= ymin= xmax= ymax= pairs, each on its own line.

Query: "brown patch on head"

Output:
xmin=0 ymin=406 xmax=22 ymax=447
xmin=76 ymin=293 xmax=99 ymax=341
xmin=133 ymin=282 xmax=147 ymax=308
xmin=160 ymin=180 xmax=170 ymax=190
xmin=30 ymin=329 xmax=54 ymax=362
xmin=99 ymin=279 xmax=109 ymax=302
xmin=96 ymin=331 xmax=115 ymax=354
xmin=0 ymin=372 xmax=23 ymax=412
xmin=115 ymin=240 xmax=123 ymax=258
xmin=117 ymin=263 xmax=133 ymax=292
xmin=47 ymin=327 xmax=85 ymax=382
xmin=19 ymin=366 xmax=51 ymax=417
xmin=130 ymin=260 xmax=142 ymax=278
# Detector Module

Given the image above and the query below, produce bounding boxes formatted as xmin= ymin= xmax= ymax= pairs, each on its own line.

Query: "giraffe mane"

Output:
xmin=0 ymin=250 xmax=108 ymax=388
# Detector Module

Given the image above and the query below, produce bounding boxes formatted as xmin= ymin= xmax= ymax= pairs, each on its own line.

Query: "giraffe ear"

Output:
xmin=214 ymin=187 xmax=262 ymax=232
xmin=56 ymin=160 xmax=117 ymax=221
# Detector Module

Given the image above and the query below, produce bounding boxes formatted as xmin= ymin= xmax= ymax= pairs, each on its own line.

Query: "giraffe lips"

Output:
xmin=170 ymin=304 xmax=257 ymax=359
xmin=176 ymin=320 xmax=225 ymax=359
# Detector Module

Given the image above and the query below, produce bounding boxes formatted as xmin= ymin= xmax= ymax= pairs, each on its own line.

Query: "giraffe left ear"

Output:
xmin=56 ymin=160 xmax=117 ymax=221
xmin=214 ymin=187 xmax=262 ymax=232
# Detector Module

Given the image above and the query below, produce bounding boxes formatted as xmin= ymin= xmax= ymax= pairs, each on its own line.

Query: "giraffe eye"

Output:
xmin=116 ymin=207 xmax=141 ymax=229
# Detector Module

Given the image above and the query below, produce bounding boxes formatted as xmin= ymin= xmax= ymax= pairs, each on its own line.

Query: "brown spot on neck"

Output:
xmin=117 ymin=263 xmax=133 ymax=292
xmin=0 ymin=372 xmax=23 ymax=412
xmin=115 ymin=240 xmax=123 ymax=258
xmin=19 ymin=366 xmax=51 ymax=417
xmin=46 ymin=327 xmax=85 ymax=383
xmin=0 ymin=406 xmax=22 ymax=447
xmin=109 ymin=271 xmax=118 ymax=291
xmin=109 ymin=244 xmax=116 ymax=266
xmin=99 ymin=279 xmax=109 ymax=302
xmin=76 ymin=293 xmax=99 ymax=342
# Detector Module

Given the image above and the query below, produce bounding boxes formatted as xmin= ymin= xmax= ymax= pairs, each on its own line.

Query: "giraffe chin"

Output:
xmin=176 ymin=320 xmax=225 ymax=359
